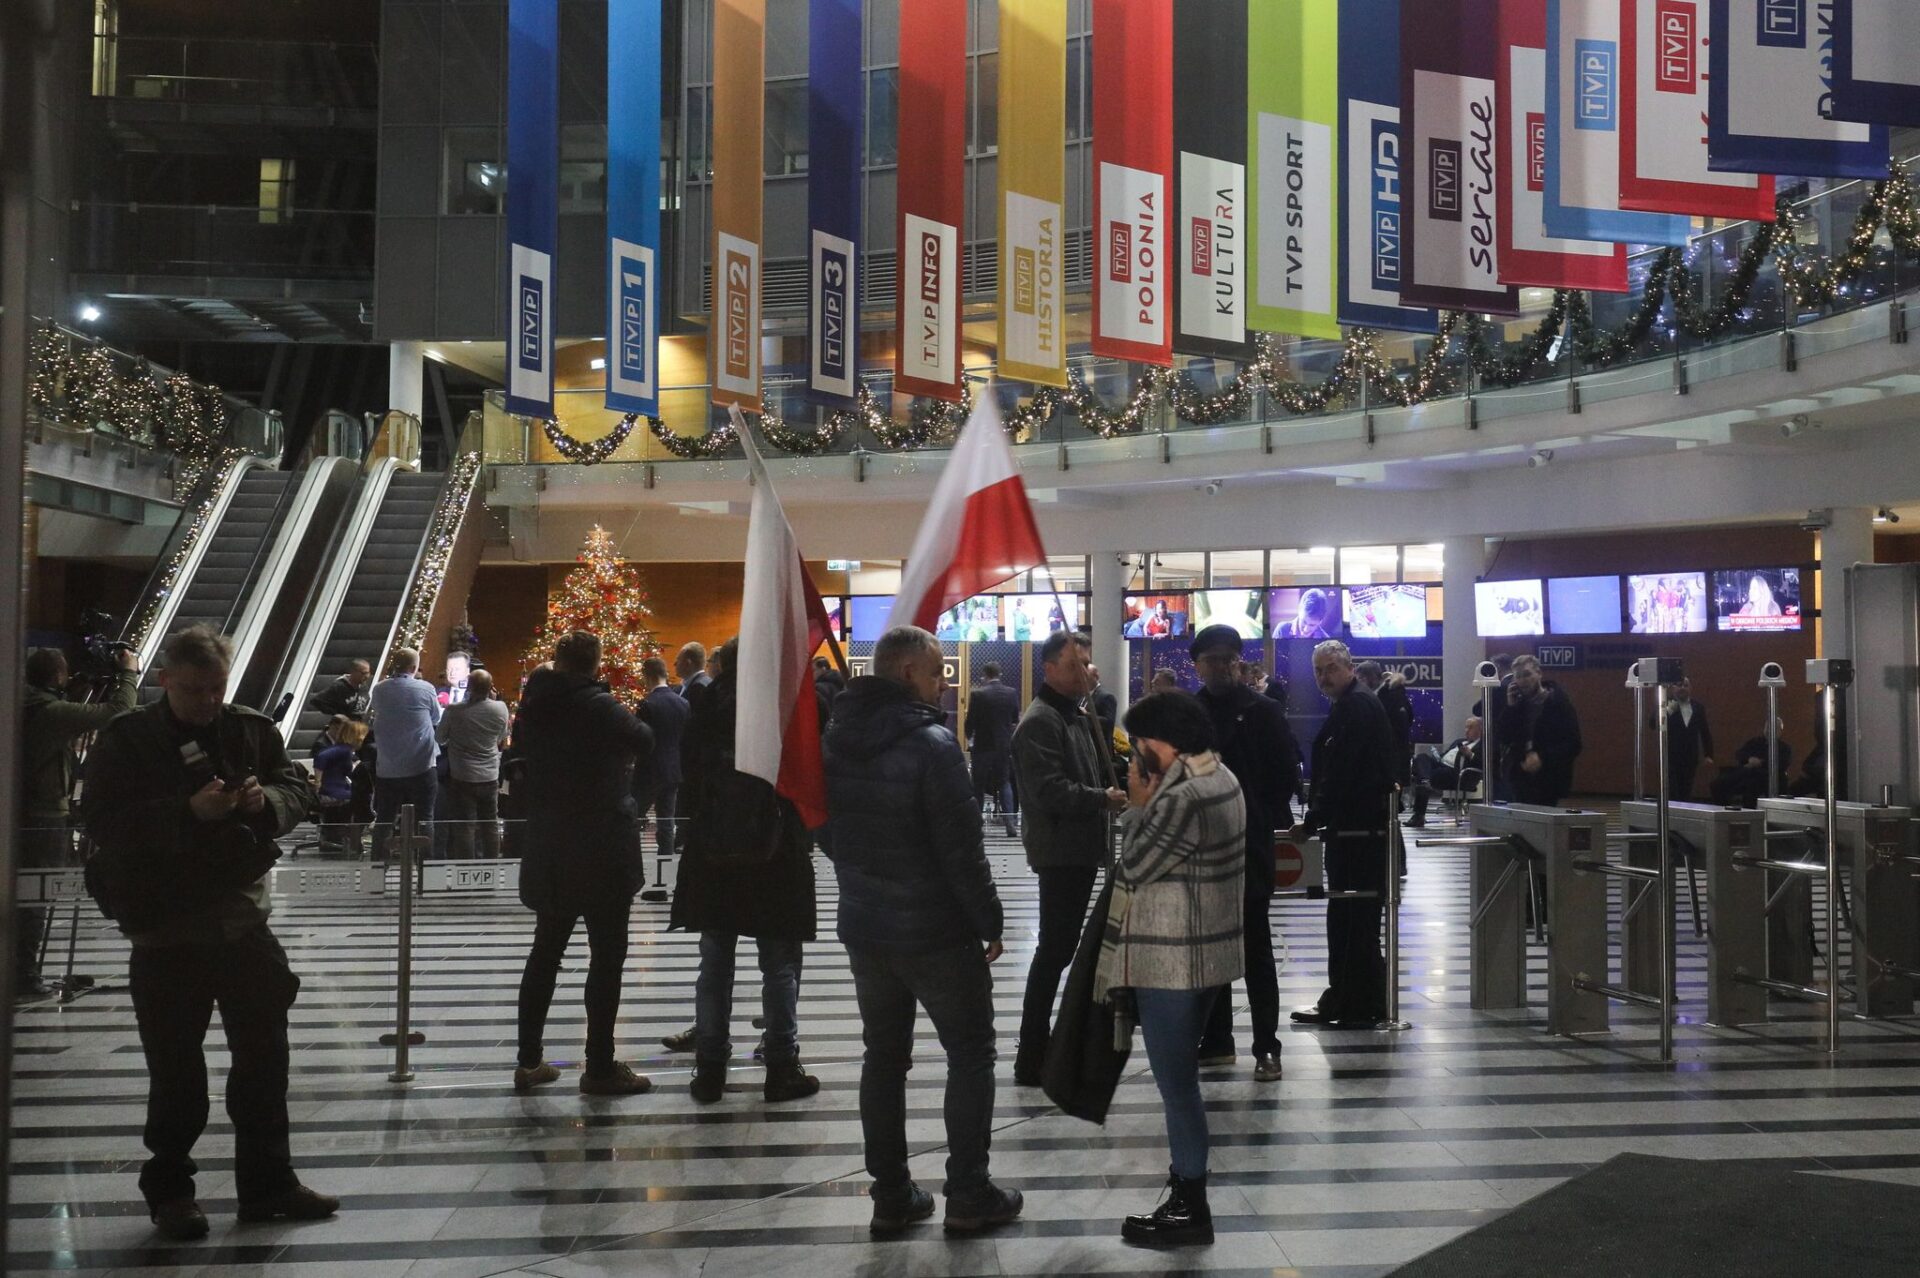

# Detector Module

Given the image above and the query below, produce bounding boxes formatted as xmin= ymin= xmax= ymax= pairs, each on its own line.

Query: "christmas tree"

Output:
xmin=520 ymin=525 xmax=663 ymax=707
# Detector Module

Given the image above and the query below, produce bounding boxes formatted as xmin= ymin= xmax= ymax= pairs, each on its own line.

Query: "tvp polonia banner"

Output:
xmin=1091 ymin=0 xmax=1172 ymax=365
xmin=1831 ymin=1 xmax=1920 ymax=128
xmin=1496 ymin=0 xmax=1626 ymax=290
xmin=1708 ymin=0 xmax=1888 ymax=178
xmin=895 ymin=0 xmax=966 ymax=402
xmin=605 ymin=0 xmax=660 ymax=416
xmin=807 ymin=0 xmax=862 ymax=406
xmin=1401 ymin=0 xmax=1518 ymax=313
xmin=1249 ymin=1 xmax=1340 ymax=341
xmin=1336 ymin=0 xmax=1437 ymax=333
xmin=505 ymin=0 xmax=558 ymax=418
xmin=1619 ymin=0 xmax=1774 ymax=220
xmin=998 ymin=0 xmax=1067 ymax=387
xmin=1173 ymin=0 xmax=1252 ymax=360
xmin=710 ymin=0 xmax=764 ymax=412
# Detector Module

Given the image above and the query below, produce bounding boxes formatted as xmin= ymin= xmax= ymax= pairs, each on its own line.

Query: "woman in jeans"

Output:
xmin=1100 ymin=692 xmax=1246 ymax=1246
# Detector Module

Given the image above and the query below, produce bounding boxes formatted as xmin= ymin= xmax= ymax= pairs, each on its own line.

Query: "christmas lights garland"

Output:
xmin=391 ymin=449 xmax=486 ymax=655
xmin=124 ymin=446 xmax=250 ymax=649
xmin=646 ymin=410 xmax=739 ymax=459
xmin=540 ymin=412 xmax=639 ymax=464
xmin=28 ymin=321 xmax=231 ymax=457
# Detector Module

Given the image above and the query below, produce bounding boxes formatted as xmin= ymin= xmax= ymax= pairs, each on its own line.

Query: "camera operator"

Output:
xmin=18 ymin=642 xmax=139 ymax=998
xmin=81 ymin=624 xmax=338 ymax=1241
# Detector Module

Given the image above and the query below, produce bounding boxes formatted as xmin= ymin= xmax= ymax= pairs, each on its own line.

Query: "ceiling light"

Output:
xmin=590 ymin=357 xmax=607 ymax=370
xmin=1308 ymin=546 xmax=1336 ymax=556
xmin=77 ymin=303 xmax=101 ymax=323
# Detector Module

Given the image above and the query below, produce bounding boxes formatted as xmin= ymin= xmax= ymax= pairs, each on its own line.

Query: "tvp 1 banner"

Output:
xmin=998 ymin=0 xmax=1067 ymax=387
xmin=1831 ymin=1 xmax=1920 ymax=128
xmin=1708 ymin=0 xmax=1889 ymax=177
xmin=606 ymin=0 xmax=660 ymax=416
xmin=505 ymin=0 xmax=558 ymax=418
xmin=1619 ymin=0 xmax=1774 ymax=219
xmin=1249 ymin=1 xmax=1340 ymax=341
xmin=1173 ymin=0 xmax=1252 ymax=360
xmin=807 ymin=0 xmax=862 ymax=406
xmin=896 ymin=0 xmax=966 ymax=402
xmin=1336 ymin=0 xmax=1437 ymax=333
xmin=710 ymin=0 xmax=765 ymax=412
xmin=1091 ymin=0 xmax=1172 ymax=365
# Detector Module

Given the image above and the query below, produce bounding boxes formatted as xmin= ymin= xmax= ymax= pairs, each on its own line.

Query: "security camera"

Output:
xmin=1799 ymin=508 xmax=1832 ymax=533
xmin=1528 ymin=449 xmax=1555 ymax=468
xmin=1203 ymin=481 xmax=1223 ymax=497
xmin=1875 ymin=506 xmax=1901 ymax=524
xmin=1781 ymin=413 xmax=1813 ymax=438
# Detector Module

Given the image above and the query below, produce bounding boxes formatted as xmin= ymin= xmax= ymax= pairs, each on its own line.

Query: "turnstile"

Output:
xmin=1621 ymin=802 xmax=1766 ymax=1026
xmin=1467 ymin=804 xmax=1611 ymax=1036
xmin=1758 ymin=798 xmax=1918 ymax=1018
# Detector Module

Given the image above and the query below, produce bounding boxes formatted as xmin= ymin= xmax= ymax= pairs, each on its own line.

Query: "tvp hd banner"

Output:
xmin=1336 ymin=0 xmax=1437 ymax=334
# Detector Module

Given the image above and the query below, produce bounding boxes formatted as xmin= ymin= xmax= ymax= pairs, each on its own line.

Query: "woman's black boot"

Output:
xmin=1121 ymin=1170 xmax=1213 ymax=1246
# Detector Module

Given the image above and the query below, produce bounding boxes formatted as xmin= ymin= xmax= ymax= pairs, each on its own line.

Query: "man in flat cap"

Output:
xmin=1187 ymin=625 xmax=1302 ymax=1082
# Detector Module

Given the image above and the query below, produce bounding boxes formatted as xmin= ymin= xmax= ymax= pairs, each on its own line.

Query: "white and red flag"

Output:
xmin=887 ymin=388 xmax=1049 ymax=633
xmin=734 ymin=407 xmax=834 ymax=829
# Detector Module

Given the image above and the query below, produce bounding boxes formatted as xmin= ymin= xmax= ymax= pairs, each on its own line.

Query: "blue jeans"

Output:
xmin=694 ymin=932 xmax=802 ymax=1069
xmin=1136 ymin=986 xmax=1220 ymax=1180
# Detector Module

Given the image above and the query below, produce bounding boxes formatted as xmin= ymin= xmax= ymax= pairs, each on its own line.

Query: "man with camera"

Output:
xmin=81 ymin=624 xmax=337 ymax=1240
xmin=19 ymin=642 xmax=140 ymax=998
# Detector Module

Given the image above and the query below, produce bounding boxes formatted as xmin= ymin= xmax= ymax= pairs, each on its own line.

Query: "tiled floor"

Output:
xmin=12 ymin=813 xmax=1920 ymax=1277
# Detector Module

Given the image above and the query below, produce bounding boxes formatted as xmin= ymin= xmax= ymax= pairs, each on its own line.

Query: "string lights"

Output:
xmin=540 ymin=412 xmax=638 ymax=464
xmin=391 ymin=449 xmax=486 ymax=655
xmin=518 ymin=524 xmax=664 ymax=707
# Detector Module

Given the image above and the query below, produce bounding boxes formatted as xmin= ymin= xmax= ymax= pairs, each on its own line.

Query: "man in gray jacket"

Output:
xmin=1010 ymin=630 xmax=1125 ymax=1085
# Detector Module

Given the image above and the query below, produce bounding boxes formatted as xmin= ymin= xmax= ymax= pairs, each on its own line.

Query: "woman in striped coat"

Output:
xmin=1098 ymin=692 xmax=1247 ymax=1247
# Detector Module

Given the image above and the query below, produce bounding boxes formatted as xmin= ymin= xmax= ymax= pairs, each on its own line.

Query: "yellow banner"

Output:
xmin=710 ymin=0 xmax=764 ymax=411
xmin=996 ymin=0 xmax=1067 ymax=387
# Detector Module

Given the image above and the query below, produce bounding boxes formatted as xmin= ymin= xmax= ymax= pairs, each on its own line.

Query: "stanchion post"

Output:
xmin=1655 ymin=674 xmax=1675 ymax=1066
xmin=1809 ymin=658 xmax=1852 ymax=1055
xmin=1630 ymin=675 xmax=1647 ymax=802
xmin=1473 ymin=662 xmax=1502 ymax=806
xmin=389 ymin=803 xmax=416 ymax=1083
xmin=1383 ymin=787 xmax=1409 ymax=1030
xmin=1759 ymin=662 xmax=1785 ymax=801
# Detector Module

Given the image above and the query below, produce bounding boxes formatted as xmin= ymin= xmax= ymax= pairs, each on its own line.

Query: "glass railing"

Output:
xmin=74 ymin=202 xmax=374 ymax=282
xmin=93 ymin=34 xmax=378 ymax=110
xmin=481 ymin=163 xmax=1920 ymax=469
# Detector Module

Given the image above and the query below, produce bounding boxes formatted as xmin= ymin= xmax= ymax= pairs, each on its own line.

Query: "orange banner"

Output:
xmin=710 ymin=0 xmax=764 ymax=411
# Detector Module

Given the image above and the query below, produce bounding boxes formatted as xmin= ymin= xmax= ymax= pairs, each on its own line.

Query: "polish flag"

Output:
xmin=887 ymin=389 xmax=1049 ymax=632
xmin=734 ymin=408 xmax=834 ymax=829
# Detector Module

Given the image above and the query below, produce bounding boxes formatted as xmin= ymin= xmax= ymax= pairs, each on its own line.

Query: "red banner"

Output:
xmin=1619 ymin=0 xmax=1773 ymax=220
xmin=1090 ymin=0 xmax=1172 ymax=366
xmin=895 ymin=0 xmax=967 ymax=402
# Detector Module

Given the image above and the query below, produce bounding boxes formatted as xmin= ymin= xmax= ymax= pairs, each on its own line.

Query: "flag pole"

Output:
xmin=822 ymin=626 xmax=852 ymax=679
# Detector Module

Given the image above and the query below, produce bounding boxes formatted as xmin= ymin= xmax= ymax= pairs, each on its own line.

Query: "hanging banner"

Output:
xmin=1336 ymin=0 xmax=1437 ymax=333
xmin=807 ymin=0 xmax=862 ymax=406
xmin=1545 ymin=0 xmax=1690 ymax=246
xmin=1497 ymin=0 xmax=1627 ymax=290
xmin=1831 ymin=1 xmax=1920 ymax=127
xmin=997 ymin=0 xmax=1067 ymax=387
xmin=1708 ymin=0 xmax=1889 ymax=177
xmin=505 ymin=0 xmax=558 ymax=418
xmin=1401 ymin=0 xmax=1519 ymax=313
xmin=896 ymin=0 xmax=967 ymax=402
xmin=1248 ymin=2 xmax=1340 ymax=341
xmin=605 ymin=0 xmax=661 ymax=416
xmin=1173 ymin=0 xmax=1251 ymax=359
xmin=710 ymin=0 xmax=764 ymax=412
xmin=1619 ymin=0 xmax=1775 ymax=219
xmin=1091 ymin=0 xmax=1172 ymax=365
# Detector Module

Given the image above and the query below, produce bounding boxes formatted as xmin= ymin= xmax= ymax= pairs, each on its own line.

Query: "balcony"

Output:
xmin=92 ymin=34 xmax=377 ymax=147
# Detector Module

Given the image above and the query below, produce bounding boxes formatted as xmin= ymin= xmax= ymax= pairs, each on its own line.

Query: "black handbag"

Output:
xmin=1041 ymin=872 xmax=1133 ymax=1124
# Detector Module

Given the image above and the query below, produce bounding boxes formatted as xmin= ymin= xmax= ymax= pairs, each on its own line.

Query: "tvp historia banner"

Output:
xmin=1091 ymin=0 xmax=1172 ymax=365
xmin=1619 ymin=0 xmax=1774 ymax=219
xmin=1401 ymin=0 xmax=1519 ymax=313
xmin=605 ymin=0 xmax=660 ymax=416
xmin=807 ymin=0 xmax=862 ymax=406
xmin=1496 ymin=0 xmax=1627 ymax=290
xmin=1336 ymin=0 xmax=1437 ymax=333
xmin=710 ymin=0 xmax=765 ymax=412
xmin=1830 ymin=1 xmax=1920 ymax=127
xmin=896 ymin=0 xmax=966 ymax=402
xmin=1173 ymin=0 xmax=1251 ymax=360
xmin=505 ymin=0 xmax=558 ymax=418
xmin=1249 ymin=1 xmax=1340 ymax=341
xmin=998 ymin=0 xmax=1067 ymax=387
xmin=1708 ymin=0 xmax=1889 ymax=178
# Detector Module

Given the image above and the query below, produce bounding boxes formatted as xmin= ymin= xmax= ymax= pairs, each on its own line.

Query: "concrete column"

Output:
xmin=1089 ymin=552 xmax=1128 ymax=714
xmin=1442 ymin=535 xmax=1487 ymax=736
xmin=1818 ymin=507 xmax=1876 ymax=660
xmin=388 ymin=341 xmax=425 ymax=417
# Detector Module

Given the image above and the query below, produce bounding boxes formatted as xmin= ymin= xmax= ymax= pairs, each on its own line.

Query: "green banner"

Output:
xmin=1248 ymin=1 xmax=1341 ymax=341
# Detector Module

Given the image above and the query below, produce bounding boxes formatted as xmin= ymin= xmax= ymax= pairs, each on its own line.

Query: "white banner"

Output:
xmin=607 ymin=237 xmax=657 ymax=409
xmin=1342 ymin=98 xmax=1411 ymax=318
xmin=1623 ymin=0 xmax=1766 ymax=208
xmin=713 ymin=231 xmax=760 ymax=403
xmin=808 ymin=230 xmax=856 ymax=401
xmin=1097 ymin=161 xmax=1167 ymax=350
xmin=1253 ymin=113 xmax=1334 ymax=322
xmin=1178 ymin=151 xmax=1246 ymax=346
xmin=1406 ymin=68 xmax=1502 ymax=300
xmin=1509 ymin=46 xmax=1614 ymax=262
xmin=899 ymin=213 xmax=958 ymax=389
xmin=1710 ymin=0 xmax=1885 ymax=176
xmin=1002 ymin=191 xmax=1064 ymax=375
xmin=508 ymin=242 xmax=554 ymax=413
xmin=1836 ymin=1 xmax=1920 ymax=124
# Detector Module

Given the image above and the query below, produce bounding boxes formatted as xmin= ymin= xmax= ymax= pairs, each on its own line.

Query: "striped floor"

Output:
xmin=12 ymin=812 xmax=1920 ymax=1277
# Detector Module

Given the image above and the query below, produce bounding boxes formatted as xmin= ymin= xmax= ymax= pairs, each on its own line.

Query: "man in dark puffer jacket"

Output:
xmin=824 ymin=625 xmax=1022 ymax=1237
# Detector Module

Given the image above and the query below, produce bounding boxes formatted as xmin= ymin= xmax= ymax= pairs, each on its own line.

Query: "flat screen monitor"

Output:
xmin=847 ymin=595 xmax=895 ymax=640
xmin=1627 ymin=572 xmax=1709 ymax=634
xmin=1713 ymin=567 xmax=1803 ymax=632
xmin=1189 ymin=589 xmax=1267 ymax=638
xmin=1474 ymin=580 xmax=1545 ymax=637
xmin=1123 ymin=593 xmax=1189 ymax=639
xmin=1345 ymin=584 xmax=1428 ymax=639
xmin=1268 ymin=586 xmax=1343 ymax=640
xmin=1001 ymin=593 xmax=1079 ymax=640
xmin=934 ymin=596 xmax=1002 ymax=642
xmin=1547 ymin=575 xmax=1624 ymax=635
xmin=820 ymin=596 xmax=845 ymax=643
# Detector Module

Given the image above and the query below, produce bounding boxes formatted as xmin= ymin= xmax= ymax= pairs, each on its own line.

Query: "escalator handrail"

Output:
xmin=121 ymin=453 xmax=268 ymax=664
xmin=217 ymin=461 xmax=303 ymax=638
xmin=226 ymin=456 xmax=356 ymax=703
xmin=371 ymin=467 xmax=457 ymax=685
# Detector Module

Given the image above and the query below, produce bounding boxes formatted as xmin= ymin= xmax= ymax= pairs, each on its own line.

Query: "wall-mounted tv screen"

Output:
xmin=934 ymin=596 xmax=1002 ymax=642
xmin=1190 ymin=589 xmax=1267 ymax=638
xmin=1627 ymin=572 xmax=1708 ymax=634
xmin=1123 ymin=593 xmax=1189 ymax=639
xmin=1001 ymin=594 xmax=1079 ymax=640
xmin=1268 ymin=586 xmax=1343 ymax=640
xmin=1547 ymin=575 xmax=1623 ymax=635
xmin=1475 ymin=580 xmax=1545 ymax=637
xmin=1345 ymin=584 xmax=1428 ymax=639
xmin=820 ymin=595 xmax=845 ymax=643
xmin=1713 ymin=568 xmax=1803 ymax=632
xmin=848 ymin=595 xmax=895 ymax=640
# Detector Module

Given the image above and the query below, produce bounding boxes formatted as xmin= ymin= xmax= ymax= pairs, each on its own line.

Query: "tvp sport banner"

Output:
xmin=1336 ymin=0 xmax=1437 ymax=333
xmin=605 ymin=0 xmax=660 ymax=416
xmin=807 ymin=0 xmax=862 ymax=406
xmin=1248 ymin=1 xmax=1340 ymax=341
xmin=710 ymin=0 xmax=765 ymax=412
xmin=1707 ymin=0 xmax=1888 ymax=178
xmin=505 ymin=0 xmax=557 ymax=418
xmin=895 ymin=0 xmax=966 ymax=401
xmin=1091 ymin=0 xmax=1172 ymax=365
xmin=998 ymin=0 xmax=1067 ymax=387
xmin=1830 ymin=0 xmax=1920 ymax=128
xmin=1173 ymin=0 xmax=1252 ymax=360
xmin=1618 ymin=0 xmax=1773 ymax=219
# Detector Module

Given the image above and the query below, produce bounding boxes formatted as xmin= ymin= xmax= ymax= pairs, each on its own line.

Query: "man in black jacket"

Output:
xmin=1190 ymin=625 xmax=1302 ymax=1082
xmin=82 ymin=625 xmax=338 ymax=1241
xmin=1292 ymin=640 xmax=1400 ymax=1027
xmin=824 ymin=625 xmax=1022 ymax=1235
xmin=308 ymin=658 xmax=371 ymax=720
xmin=511 ymin=631 xmax=656 ymax=1096
xmin=1658 ymin=676 xmax=1714 ymax=801
xmin=634 ymin=656 xmax=690 ymax=866
xmin=1497 ymin=655 xmax=1583 ymax=806
xmin=964 ymin=661 xmax=1021 ymax=837
xmin=1010 ymin=630 xmax=1126 ymax=1085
